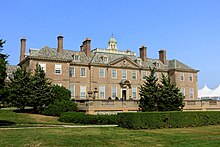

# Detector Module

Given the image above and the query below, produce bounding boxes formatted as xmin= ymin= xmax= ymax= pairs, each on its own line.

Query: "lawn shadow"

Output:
xmin=0 ymin=120 xmax=16 ymax=126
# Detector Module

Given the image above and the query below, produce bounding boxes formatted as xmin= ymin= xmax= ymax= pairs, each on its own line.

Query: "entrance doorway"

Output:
xmin=122 ymin=90 xmax=126 ymax=100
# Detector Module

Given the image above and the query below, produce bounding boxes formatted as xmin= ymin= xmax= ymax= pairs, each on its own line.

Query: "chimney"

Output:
xmin=139 ymin=45 xmax=147 ymax=62
xmin=159 ymin=49 xmax=167 ymax=64
xmin=82 ymin=38 xmax=91 ymax=57
xmin=20 ymin=37 xmax=26 ymax=62
xmin=57 ymin=35 xmax=63 ymax=53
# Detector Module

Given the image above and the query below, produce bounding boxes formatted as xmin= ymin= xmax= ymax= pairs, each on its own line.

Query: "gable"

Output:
xmin=109 ymin=57 xmax=140 ymax=68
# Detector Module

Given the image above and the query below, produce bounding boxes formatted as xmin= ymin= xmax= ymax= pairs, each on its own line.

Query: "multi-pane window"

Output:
xmin=69 ymin=85 xmax=75 ymax=97
xmin=99 ymin=86 xmax=105 ymax=99
xmin=103 ymin=57 xmax=108 ymax=63
xmin=189 ymin=88 xmax=194 ymax=98
xmin=180 ymin=73 xmax=185 ymax=81
xmin=142 ymin=71 xmax=147 ymax=79
xmin=180 ymin=87 xmax=185 ymax=96
xmin=132 ymin=87 xmax=137 ymax=99
xmin=189 ymin=74 xmax=193 ymax=82
xmin=112 ymin=86 xmax=117 ymax=98
xmin=73 ymin=55 xmax=80 ymax=61
xmin=112 ymin=69 xmax=117 ymax=79
xmin=80 ymin=67 xmax=86 ymax=77
xmin=55 ymin=64 xmax=61 ymax=74
xmin=132 ymin=71 xmax=137 ymax=79
xmin=39 ymin=63 xmax=46 ymax=73
xmin=80 ymin=86 xmax=86 ymax=98
xmin=122 ymin=69 xmax=127 ymax=79
xmin=99 ymin=68 xmax=105 ymax=78
xmin=69 ymin=67 xmax=75 ymax=77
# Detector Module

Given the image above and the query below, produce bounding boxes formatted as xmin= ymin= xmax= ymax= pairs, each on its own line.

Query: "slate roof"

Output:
xmin=27 ymin=46 xmax=198 ymax=72
xmin=6 ymin=65 xmax=19 ymax=73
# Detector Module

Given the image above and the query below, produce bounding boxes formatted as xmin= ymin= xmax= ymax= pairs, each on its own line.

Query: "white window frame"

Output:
xmin=112 ymin=69 xmax=117 ymax=79
xmin=69 ymin=67 xmax=75 ymax=77
xmin=99 ymin=68 xmax=105 ymax=78
xmin=80 ymin=67 xmax=86 ymax=77
xmin=131 ymin=71 xmax=137 ymax=79
xmin=55 ymin=64 xmax=62 ymax=74
xmin=99 ymin=85 xmax=105 ymax=99
xmin=80 ymin=86 xmax=86 ymax=98
xmin=112 ymin=86 xmax=117 ymax=98
xmin=180 ymin=73 xmax=185 ymax=81
xmin=69 ymin=85 xmax=75 ymax=97
xmin=189 ymin=88 xmax=194 ymax=99
xmin=103 ymin=57 xmax=108 ymax=63
xmin=142 ymin=71 xmax=147 ymax=79
xmin=132 ymin=87 xmax=137 ymax=99
xmin=39 ymin=63 xmax=46 ymax=73
xmin=122 ymin=69 xmax=127 ymax=79
xmin=180 ymin=87 xmax=185 ymax=96
xmin=73 ymin=55 xmax=80 ymax=61
xmin=189 ymin=74 xmax=193 ymax=82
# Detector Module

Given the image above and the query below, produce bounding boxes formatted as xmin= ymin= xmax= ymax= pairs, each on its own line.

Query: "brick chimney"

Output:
xmin=20 ymin=37 xmax=26 ymax=62
xmin=57 ymin=35 xmax=63 ymax=53
xmin=82 ymin=38 xmax=91 ymax=57
xmin=159 ymin=49 xmax=166 ymax=64
xmin=139 ymin=45 xmax=147 ymax=62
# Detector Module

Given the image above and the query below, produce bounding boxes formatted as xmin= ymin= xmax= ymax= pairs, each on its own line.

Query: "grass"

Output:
xmin=0 ymin=109 xmax=65 ymax=127
xmin=1 ymin=109 xmax=220 ymax=146
xmin=0 ymin=126 xmax=220 ymax=146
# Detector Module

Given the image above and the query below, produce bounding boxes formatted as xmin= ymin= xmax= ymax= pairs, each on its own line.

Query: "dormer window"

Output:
xmin=73 ymin=55 xmax=80 ymax=61
xmin=136 ymin=59 xmax=142 ymax=65
xmin=154 ymin=62 xmax=160 ymax=68
xmin=101 ymin=56 xmax=108 ymax=63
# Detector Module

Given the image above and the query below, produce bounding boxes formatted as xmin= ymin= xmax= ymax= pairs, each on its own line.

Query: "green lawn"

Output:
xmin=1 ymin=110 xmax=220 ymax=146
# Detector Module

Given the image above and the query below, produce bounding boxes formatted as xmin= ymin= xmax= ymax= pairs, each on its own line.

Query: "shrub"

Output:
xmin=59 ymin=112 xmax=118 ymax=125
xmin=117 ymin=111 xmax=220 ymax=129
xmin=43 ymin=100 xmax=77 ymax=116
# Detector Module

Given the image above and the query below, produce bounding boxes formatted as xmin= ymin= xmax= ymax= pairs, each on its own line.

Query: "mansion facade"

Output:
xmin=18 ymin=35 xmax=199 ymax=113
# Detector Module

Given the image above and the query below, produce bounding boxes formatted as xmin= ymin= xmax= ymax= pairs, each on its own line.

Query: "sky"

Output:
xmin=1 ymin=0 xmax=220 ymax=89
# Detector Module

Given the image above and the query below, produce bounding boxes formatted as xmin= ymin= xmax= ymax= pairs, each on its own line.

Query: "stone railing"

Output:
xmin=75 ymin=99 xmax=220 ymax=114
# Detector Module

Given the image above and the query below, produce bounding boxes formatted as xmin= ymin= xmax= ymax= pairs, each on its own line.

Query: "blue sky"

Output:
xmin=1 ymin=0 xmax=220 ymax=89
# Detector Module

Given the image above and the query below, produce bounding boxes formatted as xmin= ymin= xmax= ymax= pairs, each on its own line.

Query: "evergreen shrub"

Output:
xmin=59 ymin=112 xmax=119 ymax=125
xmin=117 ymin=111 xmax=220 ymax=129
xmin=43 ymin=99 xmax=77 ymax=116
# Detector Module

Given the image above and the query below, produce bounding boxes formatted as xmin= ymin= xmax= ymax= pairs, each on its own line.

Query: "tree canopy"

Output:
xmin=139 ymin=67 xmax=184 ymax=112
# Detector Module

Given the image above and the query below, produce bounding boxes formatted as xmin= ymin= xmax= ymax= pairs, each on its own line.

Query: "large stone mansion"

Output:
xmin=18 ymin=35 xmax=200 ymax=113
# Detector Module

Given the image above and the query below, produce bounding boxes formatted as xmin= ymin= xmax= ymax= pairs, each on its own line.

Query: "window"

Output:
xmin=136 ymin=59 xmax=142 ymax=65
xmin=189 ymin=88 xmax=194 ymax=98
xmin=99 ymin=86 xmax=105 ymax=99
xmin=189 ymin=74 xmax=193 ymax=82
xmin=103 ymin=57 xmax=108 ymax=63
xmin=180 ymin=87 xmax=185 ymax=96
xmin=142 ymin=71 xmax=147 ymax=79
xmin=112 ymin=69 xmax=117 ymax=79
xmin=180 ymin=73 xmax=184 ymax=81
xmin=132 ymin=71 xmax=137 ymax=79
xmin=73 ymin=55 xmax=80 ymax=61
xmin=80 ymin=67 xmax=86 ymax=77
xmin=80 ymin=86 xmax=86 ymax=98
xmin=99 ymin=68 xmax=105 ymax=78
xmin=69 ymin=85 xmax=75 ymax=97
xmin=122 ymin=69 xmax=127 ymax=79
xmin=55 ymin=64 xmax=62 ymax=74
xmin=39 ymin=63 xmax=46 ymax=73
xmin=112 ymin=86 xmax=117 ymax=98
xmin=69 ymin=67 xmax=75 ymax=77
xmin=132 ymin=87 xmax=137 ymax=99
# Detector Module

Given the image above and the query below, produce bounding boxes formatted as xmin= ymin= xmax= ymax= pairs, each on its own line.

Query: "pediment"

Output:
xmin=108 ymin=57 xmax=140 ymax=68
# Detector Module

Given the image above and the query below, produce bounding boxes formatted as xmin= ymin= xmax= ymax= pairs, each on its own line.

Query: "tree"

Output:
xmin=158 ymin=74 xmax=184 ymax=111
xmin=139 ymin=67 xmax=159 ymax=112
xmin=7 ymin=68 xmax=33 ymax=111
xmin=0 ymin=39 xmax=8 ymax=103
xmin=30 ymin=64 xmax=53 ymax=113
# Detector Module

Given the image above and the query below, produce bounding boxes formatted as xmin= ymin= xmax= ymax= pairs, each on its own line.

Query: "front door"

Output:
xmin=122 ymin=90 xmax=126 ymax=100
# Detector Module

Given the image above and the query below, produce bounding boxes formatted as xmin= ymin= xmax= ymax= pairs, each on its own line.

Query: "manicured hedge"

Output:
xmin=59 ymin=112 xmax=118 ymax=125
xmin=117 ymin=111 xmax=220 ymax=129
